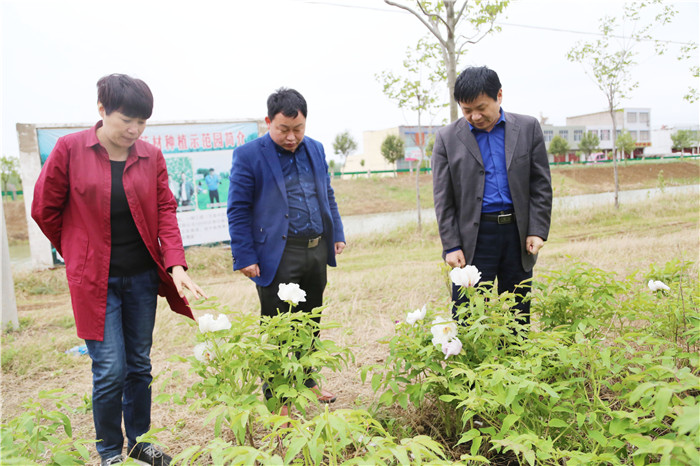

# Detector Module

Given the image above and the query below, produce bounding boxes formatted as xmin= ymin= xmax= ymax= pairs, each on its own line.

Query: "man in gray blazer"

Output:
xmin=432 ymin=66 xmax=552 ymax=327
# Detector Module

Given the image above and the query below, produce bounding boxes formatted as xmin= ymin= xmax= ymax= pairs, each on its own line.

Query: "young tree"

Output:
xmin=568 ymin=0 xmax=678 ymax=208
xmin=380 ymin=134 xmax=405 ymax=175
xmin=578 ymin=131 xmax=600 ymax=160
xmin=615 ymin=129 xmax=637 ymax=159
xmin=332 ymin=130 xmax=358 ymax=170
xmin=377 ymin=39 xmax=443 ymax=232
xmin=384 ymin=0 xmax=509 ymax=122
xmin=671 ymin=129 xmax=699 ymax=153
xmin=548 ymin=135 xmax=570 ymax=160
xmin=1 ymin=156 xmax=21 ymax=197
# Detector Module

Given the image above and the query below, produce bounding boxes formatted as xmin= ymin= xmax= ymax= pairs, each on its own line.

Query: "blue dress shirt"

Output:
xmin=275 ymin=140 xmax=324 ymax=237
xmin=469 ymin=109 xmax=513 ymax=213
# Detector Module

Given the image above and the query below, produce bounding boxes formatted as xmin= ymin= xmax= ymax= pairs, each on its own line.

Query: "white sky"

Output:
xmin=2 ymin=0 xmax=698 ymax=161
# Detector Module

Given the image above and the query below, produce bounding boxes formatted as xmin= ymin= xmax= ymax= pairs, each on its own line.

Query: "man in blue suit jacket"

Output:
xmin=227 ymin=88 xmax=345 ymax=404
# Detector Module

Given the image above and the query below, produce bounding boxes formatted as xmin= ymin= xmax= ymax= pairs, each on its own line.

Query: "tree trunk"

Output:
xmin=609 ymin=106 xmax=620 ymax=209
xmin=415 ymin=158 xmax=422 ymax=233
xmin=415 ymin=108 xmax=424 ymax=233
xmin=445 ymin=1 xmax=459 ymax=122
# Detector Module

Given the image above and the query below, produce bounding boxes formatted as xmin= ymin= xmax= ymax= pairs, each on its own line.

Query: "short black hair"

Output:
xmin=267 ymin=87 xmax=307 ymax=120
xmin=453 ymin=66 xmax=501 ymax=103
xmin=97 ymin=74 xmax=154 ymax=119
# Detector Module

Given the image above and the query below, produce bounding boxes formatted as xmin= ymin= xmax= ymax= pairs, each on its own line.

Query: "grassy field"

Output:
xmin=2 ymin=159 xmax=699 ymax=463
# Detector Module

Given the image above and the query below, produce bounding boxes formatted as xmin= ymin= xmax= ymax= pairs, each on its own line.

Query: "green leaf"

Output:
xmin=653 ymin=387 xmax=673 ymax=421
xmin=628 ymin=382 xmax=655 ymax=404
xmin=470 ymin=435 xmax=483 ymax=457
xmin=589 ymin=430 xmax=608 ymax=447
xmin=371 ymin=373 xmax=383 ymax=392
xmin=284 ymin=437 xmax=307 ymax=463
xmin=501 ymin=414 xmax=519 ymax=433
xmin=548 ymin=418 xmax=569 ymax=429
xmin=609 ymin=418 xmax=632 ymax=436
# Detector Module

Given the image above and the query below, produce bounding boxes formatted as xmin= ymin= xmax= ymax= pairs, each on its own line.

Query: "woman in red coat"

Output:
xmin=32 ymin=74 xmax=205 ymax=466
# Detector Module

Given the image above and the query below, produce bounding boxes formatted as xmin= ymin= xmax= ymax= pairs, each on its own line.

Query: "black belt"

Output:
xmin=286 ymin=235 xmax=322 ymax=248
xmin=481 ymin=211 xmax=515 ymax=224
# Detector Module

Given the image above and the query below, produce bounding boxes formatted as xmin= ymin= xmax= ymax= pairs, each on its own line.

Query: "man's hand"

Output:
xmin=240 ymin=264 xmax=260 ymax=278
xmin=335 ymin=242 xmax=346 ymax=255
xmin=171 ymin=265 xmax=207 ymax=300
xmin=445 ymin=249 xmax=466 ymax=268
xmin=526 ymin=236 xmax=545 ymax=255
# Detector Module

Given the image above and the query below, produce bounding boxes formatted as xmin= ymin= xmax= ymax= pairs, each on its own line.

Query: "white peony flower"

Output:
xmin=647 ymin=279 xmax=670 ymax=292
xmin=449 ymin=265 xmax=482 ymax=288
xmin=277 ymin=283 xmax=307 ymax=305
xmin=406 ymin=305 xmax=427 ymax=326
xmin=193 ymin=341 xmax=215 ymax=362
xmin=198 ymin=313 xmax=232 ymax=333
xmin=442 ymin=337 xmax=463 ymax=360
xmin=431 ymin=316 xmax=458 ymax=347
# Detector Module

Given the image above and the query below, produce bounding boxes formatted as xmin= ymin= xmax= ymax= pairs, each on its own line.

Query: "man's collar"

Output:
xmin=271 ymin=137 xmax=306 ymax=155
xmin=468 ymin=108 xmax=505 ymax=133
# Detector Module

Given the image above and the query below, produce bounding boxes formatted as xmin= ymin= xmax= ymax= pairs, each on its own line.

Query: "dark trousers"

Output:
xmin=257 ymin=237 xmax=328 ymax=397
xmin=452 ymin=221 xmax=532 ymax=326
xmin=208 ymin=190 xmax=219 ymax=204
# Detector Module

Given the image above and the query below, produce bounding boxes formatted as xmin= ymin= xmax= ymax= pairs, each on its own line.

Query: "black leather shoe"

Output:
xmin=128 ymin=444 xmax=171 ymax=466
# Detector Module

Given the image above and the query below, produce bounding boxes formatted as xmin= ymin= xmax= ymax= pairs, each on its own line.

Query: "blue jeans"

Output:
xmin=84 ymin=268 xmax=159 ymax=460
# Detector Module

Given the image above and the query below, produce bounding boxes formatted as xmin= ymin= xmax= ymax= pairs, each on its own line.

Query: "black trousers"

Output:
xmin=257 ymin=237 xmax=328 ymax=397
xmin=452 ymin=221 xmax=532 ymax=326
xmin=257 ymin=237 xmax=328 ymax=318
xmin=208 ymin=189 xmax=219 ymax=204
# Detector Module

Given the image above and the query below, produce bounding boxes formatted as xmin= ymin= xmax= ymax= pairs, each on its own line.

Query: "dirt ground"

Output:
xmin=550 ymin=159 xmax=700 ymax=195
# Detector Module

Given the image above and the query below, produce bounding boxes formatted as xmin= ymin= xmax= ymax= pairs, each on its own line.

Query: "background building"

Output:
xmin=344 ymin=125 xmax=439 ymax=174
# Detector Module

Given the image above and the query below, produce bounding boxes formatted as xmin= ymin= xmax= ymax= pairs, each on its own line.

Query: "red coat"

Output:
xmin=31 ymin=122 xmax=194 ymax=340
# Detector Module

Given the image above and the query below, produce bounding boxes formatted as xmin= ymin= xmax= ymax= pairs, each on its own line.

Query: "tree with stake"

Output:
xmin=615 ymin=129 xmax=637 ymax=160
xmin=332 ymin=131 xmax=358 ymax=172
xmin=671 ymin=129 xmax=699 ymax=154
xmin=377 ymin=38 xmax=443 ymax=232
xmin=380 ymin=134 xmax=405 ymax=176
xmin=548 ymin=135 xmax=570 ymax=162
xmin=568 ymin=0 xmax=685 ymax=208
xmin=578 ymin=131 xmax=600 ymax=161
xmin=384 ymin=0 xmax=509 ymax=122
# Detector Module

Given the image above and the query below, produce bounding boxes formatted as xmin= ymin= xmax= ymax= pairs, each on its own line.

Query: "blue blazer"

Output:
xmin=227 ymin=133 xmax=345 ymax=287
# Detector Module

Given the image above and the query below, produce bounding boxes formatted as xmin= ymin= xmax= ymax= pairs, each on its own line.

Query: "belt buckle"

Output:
xmin=497 ymin=213 xmax=511 ymax=224
xmin=308 ymin=236 xmax=320 ymax=248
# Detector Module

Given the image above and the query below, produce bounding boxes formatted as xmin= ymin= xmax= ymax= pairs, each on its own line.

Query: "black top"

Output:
xmin=109 ymin=160 xmax=156 ymax=277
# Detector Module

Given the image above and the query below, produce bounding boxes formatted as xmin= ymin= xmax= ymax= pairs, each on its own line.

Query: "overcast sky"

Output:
xmin=2 ymin=0 xmax=698 ymax=161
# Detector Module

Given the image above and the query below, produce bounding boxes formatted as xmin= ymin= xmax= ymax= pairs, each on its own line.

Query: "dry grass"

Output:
xmin=2 ymin=161 xmax=699 ymax=463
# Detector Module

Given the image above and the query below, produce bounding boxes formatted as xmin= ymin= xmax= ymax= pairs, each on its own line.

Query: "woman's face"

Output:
xmin=98 ymin=103 xmax=147 ymax=149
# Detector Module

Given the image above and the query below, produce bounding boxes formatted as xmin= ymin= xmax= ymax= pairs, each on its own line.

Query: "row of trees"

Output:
xmin=549 ymin=130 xmax=637 ymax=161
xmin=550 ymin=128 xmax=699 ymax=161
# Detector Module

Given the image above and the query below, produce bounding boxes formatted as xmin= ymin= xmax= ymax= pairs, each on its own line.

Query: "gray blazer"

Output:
xmin=432 ymin=111 xmax=552 ymax=272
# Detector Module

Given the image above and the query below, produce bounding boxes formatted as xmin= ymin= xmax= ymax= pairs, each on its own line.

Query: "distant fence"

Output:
xmin=1 ymin=191 xmax=23 ymax=201
xmin=335 ymin=154 xmax=699 ymax=176
xmin=549 ymin=153 xmax=699 ymax=166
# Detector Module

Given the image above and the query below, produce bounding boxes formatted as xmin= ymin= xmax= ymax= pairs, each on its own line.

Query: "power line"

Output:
xmin=300 ymin=0 xmax=696 ymax=46
xmin=496 ymin=21 xmax=695 ymax=46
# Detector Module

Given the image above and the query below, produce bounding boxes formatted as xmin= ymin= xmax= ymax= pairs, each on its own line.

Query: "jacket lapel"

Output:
xmin=504 ymin=112 xmax=520 ymax=169
xmin=260 ymin=134 xmax=287 ymax=199
xmin=455 ymin=118 xmax=484 ymax=167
